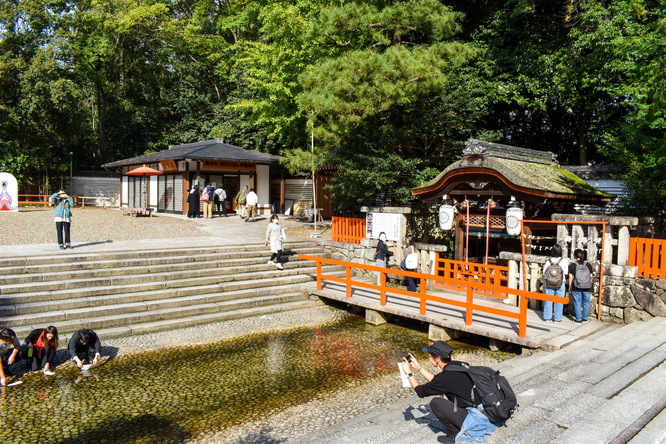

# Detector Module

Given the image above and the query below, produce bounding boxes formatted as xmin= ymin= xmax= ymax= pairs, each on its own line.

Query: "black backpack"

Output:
xmin=445 ymin=362 xmax=518 ymax=424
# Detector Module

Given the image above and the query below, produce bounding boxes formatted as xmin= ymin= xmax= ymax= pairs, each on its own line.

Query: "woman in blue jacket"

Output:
xmin=49 ymin=189 xmax=74 ymax=249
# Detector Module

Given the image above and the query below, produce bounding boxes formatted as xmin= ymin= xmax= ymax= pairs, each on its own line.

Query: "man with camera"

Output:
xmin=400 ymin=341 xmax=476 ymax=443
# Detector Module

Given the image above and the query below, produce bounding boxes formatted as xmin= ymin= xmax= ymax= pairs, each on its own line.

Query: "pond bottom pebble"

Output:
xmin=0 ymin=312 xmax=511 ymax=443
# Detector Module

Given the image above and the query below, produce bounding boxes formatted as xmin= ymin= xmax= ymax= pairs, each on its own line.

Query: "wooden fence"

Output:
xmin=332 ymin=216 xmax=366 ymax=244
xmin=434 ymin=255 xmax=510 ymax=299
xmin=298 ymin=253 xmax=568 ymax=338
xmin=629 ymin=237 xmax=666 ymax=279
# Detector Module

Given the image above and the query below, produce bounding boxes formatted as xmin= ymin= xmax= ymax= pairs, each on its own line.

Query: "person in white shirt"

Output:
xmin=245 ymin=188 xmax=259 ymax=222
xmin=214 ymin=186 xmax=227 ymax=217
xmin=541 ymin=243 xmax=570 ymax=322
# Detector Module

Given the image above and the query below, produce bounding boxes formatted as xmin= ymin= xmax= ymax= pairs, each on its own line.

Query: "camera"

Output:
xmin=404 ymin=354 xmax=412 ymax=362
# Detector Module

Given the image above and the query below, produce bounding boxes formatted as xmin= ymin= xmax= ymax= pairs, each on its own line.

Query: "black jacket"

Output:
xmin=375 ymin=240 xmax=394 ymax=261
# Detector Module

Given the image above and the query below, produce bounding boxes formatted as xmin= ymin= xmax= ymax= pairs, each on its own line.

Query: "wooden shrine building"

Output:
xmin=411 ymin=139 xmax=615 ymax=261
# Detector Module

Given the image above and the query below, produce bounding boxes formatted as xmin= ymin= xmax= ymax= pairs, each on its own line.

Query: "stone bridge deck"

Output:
xmin=311 ymin=279 xmax=605 ymax=351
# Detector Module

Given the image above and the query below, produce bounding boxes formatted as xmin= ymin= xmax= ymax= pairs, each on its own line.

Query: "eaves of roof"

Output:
xmin=101 ymin=139 xmax=282 ymax=168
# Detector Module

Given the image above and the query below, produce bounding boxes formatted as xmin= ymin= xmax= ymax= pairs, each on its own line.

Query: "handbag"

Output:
xmin=200 ymin=192 xmax=210 ymax=202
xmin=405 ymin=252 xmax=418 ymax=269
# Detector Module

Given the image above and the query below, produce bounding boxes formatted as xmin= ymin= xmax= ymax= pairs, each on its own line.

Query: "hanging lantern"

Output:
xmin=439 ymin=196 xmax=456 ymax=230
xmin=505 ymin=197 xmax=523 ymax=236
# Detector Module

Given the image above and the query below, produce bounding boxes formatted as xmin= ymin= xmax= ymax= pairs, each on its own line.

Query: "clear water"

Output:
xmin=0 ymin=315 xmax=492 ymax=443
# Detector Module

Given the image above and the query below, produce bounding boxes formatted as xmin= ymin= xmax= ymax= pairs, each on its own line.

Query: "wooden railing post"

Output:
xmin=380 ymin=273 xmax=387 ymax=306
xmin=465 ymin=286 xmax=474 ymax=325
xmin=346 ymin=266 xmax=352 ymax=298
xmin=519 ymin=294 xmax=528 ymax=337
xmin=316 ymin=262 xmax=322 ymax=291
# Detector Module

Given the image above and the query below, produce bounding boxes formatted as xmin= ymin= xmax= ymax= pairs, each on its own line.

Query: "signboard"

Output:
xmin=367 ymin=212 xmax=403 ymax=241
xmin=0 ymin=172 xmax=18 ymax=212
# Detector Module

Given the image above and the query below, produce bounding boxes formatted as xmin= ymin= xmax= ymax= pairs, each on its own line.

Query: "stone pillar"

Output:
xmin=429 ymin=324 xmax=462 ymax=341
xmin=587 ymin=225 xmax=599 ymax=263
xmin=617 ymin=226 xmax=631 ymax=265
xmin=571 ymin=224 xmax=584 ymax=251
xmin=603 ymin=224 xmax=613 ymax=263
xmin=557 ymin=223 xmax=569 ymax=257
xmin=504 ymin=260 xmax=518 ymax=306
xmin=365 ymin=309 xmax=390 ymax=325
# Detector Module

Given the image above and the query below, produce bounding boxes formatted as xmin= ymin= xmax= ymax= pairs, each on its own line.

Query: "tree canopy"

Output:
xmin=0 ymin=0 xmax=663 ymax=214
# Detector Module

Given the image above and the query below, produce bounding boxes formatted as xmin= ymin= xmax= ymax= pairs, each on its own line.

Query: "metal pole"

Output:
xmin=69 ymin=152 xmax=73 ymax=187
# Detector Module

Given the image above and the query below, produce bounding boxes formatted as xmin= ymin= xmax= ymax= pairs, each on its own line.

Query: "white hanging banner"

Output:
xmin=0 ymin=172 xmax=19 ymax=212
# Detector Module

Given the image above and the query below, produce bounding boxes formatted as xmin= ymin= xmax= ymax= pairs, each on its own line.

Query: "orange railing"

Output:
xmin=434 ymin=256 xmax=509 ymax=299
xmin=299 ymin=254 xmax=569 ymax=338
xmin=332 ymin=216 xmax=366 ymax=244
xmin=629 ymin=237 xmax=666 ymax=279
xmin=17 ymin=194 xmax=51 ymax=207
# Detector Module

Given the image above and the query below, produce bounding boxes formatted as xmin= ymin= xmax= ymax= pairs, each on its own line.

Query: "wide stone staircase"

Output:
xmin=0 ymin=240 xmax=341 ymax=341
xmin=290 ymin=316 xmax=666 ymax=443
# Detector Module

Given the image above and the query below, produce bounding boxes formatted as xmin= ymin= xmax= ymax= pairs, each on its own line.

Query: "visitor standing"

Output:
xmin=401 ymin=234 xmax=418 ymax=292
xmin=569 ymin=248 xmax=594 ymax=323
xmin=214 ymin=185 xmax=227 ymax=217
xmin=375 ymin=232 xmax=394 ymax=285
xmin=202 ymin=184 xmax=215 ymax=219
xmin=234 ymin=185 xmax=249 ymax=219
xmin=265 ymin=214 xmax=285 ymax=270
xmin=0 ymin=328 xmax=20 ymax=386
xmin=68 ymin=329 xmax=102 ymax=369
xmin=187 ymin=187 xmax=200 ymax=218
xmin=541 ymin=243 xmax=569 ymax=323
xmin=24 ymin=326 xmax=59 ymax=373
xmin=49 ymin=189 xmax=74 ymax=249
xmin=245 ymin=188 xmax=258 ymax=222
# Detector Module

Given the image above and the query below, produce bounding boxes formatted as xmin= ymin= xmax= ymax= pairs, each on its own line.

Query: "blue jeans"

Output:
xmin=543 ymin=282 xmax=565 ymax=321
xmin=572 ymin=289 xmax=591 ymax=322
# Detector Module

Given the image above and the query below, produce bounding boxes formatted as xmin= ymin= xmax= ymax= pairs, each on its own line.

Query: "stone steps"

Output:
xmin=0 ymin=242 xmax=342 ymax=340
xmin=288 ymin=316 xmax=666 ymax=443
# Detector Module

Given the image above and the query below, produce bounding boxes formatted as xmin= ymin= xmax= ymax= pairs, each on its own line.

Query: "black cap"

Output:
xmin=422 ymin=340 xmax=452 ymax=358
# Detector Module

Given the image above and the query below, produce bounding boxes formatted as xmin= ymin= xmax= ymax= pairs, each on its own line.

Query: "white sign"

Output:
xmin=369 ymin=212 xmax=403 ymax=241
xmin=0 ymin=172 xmax=19 ymax=212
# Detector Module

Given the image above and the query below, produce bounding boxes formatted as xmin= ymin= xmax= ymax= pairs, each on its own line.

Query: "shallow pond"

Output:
xmin=0 ymin=315 xmax=499 ymax=443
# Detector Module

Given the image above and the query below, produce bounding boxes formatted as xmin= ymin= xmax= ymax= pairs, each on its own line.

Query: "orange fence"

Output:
xmin=332 ymin=216 xmax=366 ymax=244
xmin=299 ymin=254 xmax=569 ymax=338
xmin=629 ymin=237 xmax=666 ymax=279
xmin=17 ymin=194 xmax=51 ymax=206
xmin=434 ymin=255 xmax=509 ymax=299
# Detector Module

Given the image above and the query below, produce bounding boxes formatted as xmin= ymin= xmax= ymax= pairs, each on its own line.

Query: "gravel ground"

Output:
xmin=0 ymin=207 xmax=331 ymax=246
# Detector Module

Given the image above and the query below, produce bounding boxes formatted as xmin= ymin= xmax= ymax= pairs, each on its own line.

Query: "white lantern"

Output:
xmin=439 ymin=197 xmax=456 ymax=230
xmin=505 ymin=198 xmax=523 ymax=236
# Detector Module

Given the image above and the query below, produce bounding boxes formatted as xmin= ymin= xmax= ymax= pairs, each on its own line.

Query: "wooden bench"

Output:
xmin=120 ymin=206 xmax=154 ymax=217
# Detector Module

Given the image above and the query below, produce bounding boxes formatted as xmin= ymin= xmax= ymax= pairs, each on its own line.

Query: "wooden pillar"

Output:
xmin=280 ymin=167 xmax=285 ymax=214
xmin=455 ymin=214 xmax=465 ymax=262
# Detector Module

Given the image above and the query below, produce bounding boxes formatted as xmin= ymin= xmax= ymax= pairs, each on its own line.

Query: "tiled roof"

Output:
xmin=101 ymin=139 xmax=282 ymax=168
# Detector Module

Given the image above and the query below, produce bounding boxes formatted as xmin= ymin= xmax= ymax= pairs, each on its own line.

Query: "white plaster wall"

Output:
xmin=121 ymin=176 xmax=129 ymax=206
xmin=149 ymin=175 xmax=158 ymax=207
xmin=256 ymin=164 xmax=270 ymax=212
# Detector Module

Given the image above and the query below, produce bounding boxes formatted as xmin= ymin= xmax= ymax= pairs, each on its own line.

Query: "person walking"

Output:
xmin=401 ymin=234 xmax=418 ymax=292
xmin=245 ymin=188 xmax=258 ymax=222
xmin=541 ymin=243 xmax=569 ymax=323
xmin=49 ymin=189 xmax=74 ymax=249
xmin=214 ymin=185 xmax=227 ymax=217
xmin=569 ymin=248 xmax=594 ymax=323
xmin=24 ymin=326 xmax=59 ymax=373
xmin=234 ymin=185 xmax=249 ymax=219
xmin=375 ymin=232 xmax=394 ymax=286
xmin=186 ymin=187 xmax=200 ymax=218
xmin=202 ymin=184 xmax=215 ymax=219
xmin=265 ymin=214 xmax=286 ymax=270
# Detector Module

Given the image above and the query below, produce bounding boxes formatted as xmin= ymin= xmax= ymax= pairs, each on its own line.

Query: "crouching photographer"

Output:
xmin=400 ymin=341 xmax=503 ymax=443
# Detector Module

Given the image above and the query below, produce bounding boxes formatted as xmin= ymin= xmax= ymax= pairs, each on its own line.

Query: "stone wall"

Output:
xmin=602 ymin=265 xmax=666 ymax=323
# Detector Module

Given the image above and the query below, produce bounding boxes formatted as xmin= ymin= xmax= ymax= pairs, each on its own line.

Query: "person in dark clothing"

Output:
xmin=68 ymin=329 xmax=102 ymax=368
xmin=400 ymin=341 xmax=475 ymax=441
xmin=375 ymin=232 xmax=394 ymax=285
xmin=24 ymin=326 xmax=59 ymax=373
xmin=568 ymin=248 xmax=594 ymax=323
xmin=186 ymin=187 xmax=200 ymax=218
xmin=0 ymin=328 xmax=20 ymax=386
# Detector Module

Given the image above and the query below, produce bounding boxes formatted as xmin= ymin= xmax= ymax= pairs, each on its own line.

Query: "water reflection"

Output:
xmin=0 ymin=315 xmax=435 ymax=442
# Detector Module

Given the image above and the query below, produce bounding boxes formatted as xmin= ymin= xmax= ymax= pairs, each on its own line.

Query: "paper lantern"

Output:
xmin=439 ymin=198 xmax=456 ymax=230
xmin=505 ymin=198 xmax=523 ymax=236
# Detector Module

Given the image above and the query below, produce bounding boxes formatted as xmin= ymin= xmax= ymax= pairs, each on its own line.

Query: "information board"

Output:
xmin=368 ymin=212 xmax=403 ymax=241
